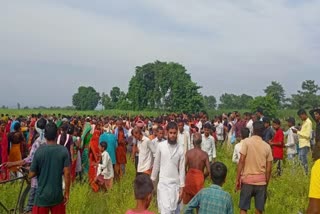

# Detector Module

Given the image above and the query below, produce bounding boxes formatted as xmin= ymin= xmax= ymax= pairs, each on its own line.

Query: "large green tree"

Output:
xmin=127 ymin=61 xmax=203 ymax=112
xmin=218 ymin=93 xmax=253 ymax=109
xmin=110 ymin=87 xmax=121 ymax=103
xmin=203 ymin=95 xmax=217 ymax=110
xmin=100 ymin=92 xmax=114 ymax=109
xmin=72 ymin=86 xmax=100 ymax=110
xmin=249 ymin=95 xmax=278 ymax=118
xmin=290 ymin=80 xmax=320 ymax=109
xmin=264 ymin=81 xmax=286 ymax=108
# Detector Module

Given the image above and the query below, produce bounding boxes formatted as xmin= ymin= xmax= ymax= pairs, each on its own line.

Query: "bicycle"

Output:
xmin=0 ymin=164 xmax=31 ymax=214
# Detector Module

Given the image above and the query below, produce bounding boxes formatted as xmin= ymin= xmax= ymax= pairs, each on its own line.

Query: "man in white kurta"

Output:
xmin=177 ymin=121 xmax=191 ymax=154
xmin=151 ymin=122 xmax=185 ymax=214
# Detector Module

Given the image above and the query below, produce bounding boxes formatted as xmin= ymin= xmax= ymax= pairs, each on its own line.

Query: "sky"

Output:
xmin=0 ymin=0 xmax=320 ymax=107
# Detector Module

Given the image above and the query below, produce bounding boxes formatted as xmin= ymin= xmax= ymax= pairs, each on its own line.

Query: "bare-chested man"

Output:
xmin=183 ymin=132 xmax=210 ymax=205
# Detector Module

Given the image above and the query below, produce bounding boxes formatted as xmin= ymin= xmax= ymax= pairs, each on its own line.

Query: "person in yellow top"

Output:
xmin=307 ymin=159 xmax=320 ymax=213
xmin=293 ymin=109 xmax=312 ymax=175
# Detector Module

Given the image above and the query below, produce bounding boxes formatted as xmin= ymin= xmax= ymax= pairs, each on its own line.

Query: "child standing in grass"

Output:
xmin=94 ymin=141 xmax=114 ymax=191
xmin=126 ymin=174 xmax=154 ymax=214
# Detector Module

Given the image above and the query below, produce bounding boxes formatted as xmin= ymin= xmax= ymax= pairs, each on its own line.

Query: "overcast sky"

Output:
xmin=1 ymin=0 xmax=319 ymax=107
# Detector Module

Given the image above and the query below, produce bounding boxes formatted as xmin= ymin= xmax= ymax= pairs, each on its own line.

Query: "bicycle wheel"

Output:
xmin=18 ymin=184 xmax=31 ymax=214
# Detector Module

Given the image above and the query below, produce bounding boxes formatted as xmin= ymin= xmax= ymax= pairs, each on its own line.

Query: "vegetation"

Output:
xmin=72 ymin=86 xmax=100 ymax=110
xmin=0 ymin=147 xmax=311 ymax=214
xmin=68 ymin=61 xmax=319 ymax=115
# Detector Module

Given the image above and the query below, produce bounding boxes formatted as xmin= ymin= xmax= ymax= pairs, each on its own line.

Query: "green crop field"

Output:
xmin=0 ymin=146 xmax=310 ymax=214
xmin=0 ymin=108 xmax=300 ymax=120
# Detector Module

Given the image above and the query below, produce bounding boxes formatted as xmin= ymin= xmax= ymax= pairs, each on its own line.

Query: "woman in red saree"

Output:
xmin=88 ymin=128 xmax=101 ymax=192
xmin=0 ymin=121 xmax=9 ymax=180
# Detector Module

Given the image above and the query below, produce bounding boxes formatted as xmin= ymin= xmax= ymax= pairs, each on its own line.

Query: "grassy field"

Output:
xmin=0 ymin=146 xmax=311 ymax=214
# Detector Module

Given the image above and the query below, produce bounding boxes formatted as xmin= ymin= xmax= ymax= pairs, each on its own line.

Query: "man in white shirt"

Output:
xmin=285 ymin=117 xmax=298 ymax=160
xmin=151 ymin=122 xmax=185 ymax=214
xmin=201 ymin=123 xmax=216 ymax=163
xmin=132 ymin=127 xmax=156 ymax=175
xmin=151 ymin=126 xmax=166 ymax=158
xmin=245 ymin=112 xmax=254 ymax=136
xmin=177 ymin=120 xmax=191 ymax=155
xmin=216 ymin=116 xmax=225 ymax=145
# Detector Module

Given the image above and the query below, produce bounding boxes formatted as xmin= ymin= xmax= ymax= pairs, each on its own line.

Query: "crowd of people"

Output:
xmin=0 ymin=107 xmax=319 ymax=214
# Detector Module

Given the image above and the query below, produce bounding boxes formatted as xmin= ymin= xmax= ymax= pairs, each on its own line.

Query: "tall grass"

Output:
xmin=0 ymin=147 xmax=310 ymax=214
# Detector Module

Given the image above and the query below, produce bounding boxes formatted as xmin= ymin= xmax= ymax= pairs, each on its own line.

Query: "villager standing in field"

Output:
xmin=201 ymin=123 xmax=216 ymax=163
xmin=29 ymin=122 xmax=70 ymax=214
xmin=0 ymin=120 xmax=9 ymax=180
xmin=151 ymin=122 xmax=185 ymax=214
xmin=262 ymin=117 xmax=274 ymax=143
xmin=184 ymin=162 xmax=233 ymax=214
xmin=177 ymin=120 xmax=191 ymax=155
xmin=232 ymin=128 xmax=250 ymax=164
xmin=99 ymin=127 xmax=117 ymax=179
xmin=94 ymin=141 xmax=114 ymax=191
xmin=236 ymin=121 xmax=273 ymax=214
xmin=132 ymin=127 xmax=156 ymax=175
xmin=285 ymin=117 xmax=298 ymax=162
xmin=7 ymin=118 xmax=47 ymax=212
xmin=292 ymin=109 xmax=313 ymax=174
xmin=81 ymin=120 xmax=92 ymax=174
xmin=151 ymin=126 xmax=166 ymax=156
xmin=269 ymin=119 xmax=284 ymax=176
xmin=8 ymin=121 xmax=25 ymax=174
xmin=114 ymin=120 xmax=128 ymax=179
xmin=88 ymin=128 xmax=101 ymax=192
xmin=307 ymin=107 xmax=320 ymax=214
xmin=183 ymin=132 xmax=210 ymax=205
xmin=309 ymin=107 xmax=320 ymax=161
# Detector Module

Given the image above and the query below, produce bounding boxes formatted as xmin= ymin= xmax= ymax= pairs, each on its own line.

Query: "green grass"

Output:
xmin=0 ymin=108 xmax=300 ymax=120
xmin=0 ymin=147 xmax=310 ymax=214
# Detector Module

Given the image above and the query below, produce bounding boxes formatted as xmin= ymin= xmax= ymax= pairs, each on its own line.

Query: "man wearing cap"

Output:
xmin=285 ymin=117 xmax=298 ymax=161
xmin=292 ymin=109 xmax=313 ymax=174
xmin=309 ymin=107 xmax=320 ymax=161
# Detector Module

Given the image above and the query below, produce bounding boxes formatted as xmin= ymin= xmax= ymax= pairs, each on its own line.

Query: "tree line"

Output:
xmin=72 ymin=61 xmax=320 ymax=115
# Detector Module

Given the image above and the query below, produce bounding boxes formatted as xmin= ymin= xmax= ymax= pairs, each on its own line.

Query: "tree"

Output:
xmin=72 ymin=86 xmax=100 ymax=110
xmin=203 ymin=95 xmax=217 ymax=109
xmin=264 ymin=81 xmax=285 ymax=108
xmin=110 ymin=87 xmax=121 ymax=103
xmin=101 ymin=93 xmax=114 ymax=110
xmin=249 ymin=96 xmax=278 ymax=118
xmin=218 ymin=93 xmax=253 ymax=109
xmin=290 ymin=80 xmax=320 ymax=109
xmin=127 ymin=61 xmax=204 ymax=112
